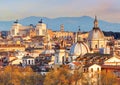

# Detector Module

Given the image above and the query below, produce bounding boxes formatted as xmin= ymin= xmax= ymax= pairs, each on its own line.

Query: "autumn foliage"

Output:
xmin=0 ymin=66 xmax=44 ymax=85
xmin=44 ymin=66 xmax=83 ymax=85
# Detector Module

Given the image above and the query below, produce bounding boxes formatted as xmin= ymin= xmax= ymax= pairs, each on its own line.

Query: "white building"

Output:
xmin=11 ymin=51 xmax=26 ymax=65
xmin=36 ymin=19 xmax=47 ymax=36
xmin=55 ymin=48 xmax=66 ymax=65
xmin=83 ymin=64 xmax=101 ymax=85
xmin=22 ymin=56 xmax=35 ymax=66
xmin=104 ymin=55 xmax=120 ymax=65
xmin=10 ymin=19 xmax=47 ymax=37
xmin=11 ymin=20 xmax=22 ymax=36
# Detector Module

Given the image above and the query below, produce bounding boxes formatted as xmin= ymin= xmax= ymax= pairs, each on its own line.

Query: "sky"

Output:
xmin=0 ymin=0 xmax=120 ymax=22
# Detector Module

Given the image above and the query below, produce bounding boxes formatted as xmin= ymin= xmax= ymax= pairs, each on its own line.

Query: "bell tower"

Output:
xmin=60 ymin=24 xmax=64 ymax=32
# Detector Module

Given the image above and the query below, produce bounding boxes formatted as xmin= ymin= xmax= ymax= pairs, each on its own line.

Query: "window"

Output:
xmin=57 ymin=56 xmax=59 ymax=63
xmin=91 ymin=68 xmax=93 ymax=72
xmin=95 ymin=45 xmax=98 ymax=48
xmin=62 ymin=56 xmax=64 ymax=64
xmin=84 ymin=68 xmax=86 ymax=72
xmin=25 ymin=60 xmax=27 ymax=64
xmin=42 ymin=30 xmax=46 ymax=35
xmin=32 ymin=60 xmax=34 ymax=65
xmin=97 ymin=68 xmax=99 ymax=72
xmin=28 ymin=60 xmax=30 ymax=65
xmin=101 ymin=45 xmax=103 ymax=48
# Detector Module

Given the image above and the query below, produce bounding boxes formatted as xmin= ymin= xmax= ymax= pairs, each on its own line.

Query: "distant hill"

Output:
xmin=103 ymin=31 xmax=120 ymax=39
xmin=0 ymin=16 xmax=120 ymax=32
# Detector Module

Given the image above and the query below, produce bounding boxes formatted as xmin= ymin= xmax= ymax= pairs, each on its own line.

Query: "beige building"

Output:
xmin=53 ymin=24 xmax=74 ymax=39
xmin=0 ymin=44 xmax=25 ymax=51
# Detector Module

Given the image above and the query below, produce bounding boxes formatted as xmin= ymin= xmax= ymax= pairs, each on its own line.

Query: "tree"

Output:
xmin=44 ymin=65 xmax=84 ymax=85
xmin=0 ymin=66 xmax=44 ymax=85
xmin=73 ymin=67 xmax=83 ymax=85
xmin=101 ymin=70 xmax=117 ymax=85
xmin=44 ymin=66 xmax=73 ymax=85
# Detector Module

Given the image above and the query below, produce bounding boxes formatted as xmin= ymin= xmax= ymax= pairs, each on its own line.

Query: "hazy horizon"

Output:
xmin=0 ymin=0 xmax=120 ymax=23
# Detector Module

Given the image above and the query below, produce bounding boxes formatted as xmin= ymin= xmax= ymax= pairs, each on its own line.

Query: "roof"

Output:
xmin=102 ymin=65 xmax=120 ymax=70
xmin=70 ymin=41 xmax=90 ymax=56
xmin=22 ymin=56 xmax=34 ymax=59
xmin=88 ymin=27 xmax=105 ymax=40
xmin=84 ymin=63 xmax=101 ymax=68
xmin=104 ymin=56 xmax=120 ymax=63
xmin=72 ymin=61 xmax=81 ymax=66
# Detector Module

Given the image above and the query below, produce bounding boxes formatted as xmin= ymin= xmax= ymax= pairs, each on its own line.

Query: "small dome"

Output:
xmin=70 ymin=41 xmax=90 ymax=56
xmin=88 ymin=27 xmax=104 ymax=40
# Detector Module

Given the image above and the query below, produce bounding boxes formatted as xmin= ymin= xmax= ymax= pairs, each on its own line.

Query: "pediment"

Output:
xmin=105 ymin=56 xmax=120 ymax=63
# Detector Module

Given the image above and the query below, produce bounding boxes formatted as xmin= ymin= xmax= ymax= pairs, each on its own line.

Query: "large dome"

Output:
xmin=70 ymin=41 xmax=90 ymax=56
xmin=88 ymin=27 xmax=104 ymax=40
xmin=88 ymin=16 xmax=105 ymax=40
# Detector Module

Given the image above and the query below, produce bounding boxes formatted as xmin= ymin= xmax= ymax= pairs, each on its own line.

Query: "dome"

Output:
xmin=70 ymin=41 xmax=90 ymax=56
xmin=88 ymin=16 xmax=104 ymax=40
xmin=88 ymin=27 xmax=104 ymax=40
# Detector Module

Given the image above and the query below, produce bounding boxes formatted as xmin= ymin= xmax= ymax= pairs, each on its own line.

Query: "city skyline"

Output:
xmin=0 ymin=0 xmax=120 ymax=23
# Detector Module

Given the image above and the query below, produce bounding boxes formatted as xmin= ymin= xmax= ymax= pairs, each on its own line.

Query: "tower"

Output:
xmin=60 ymin=24 xmax=64 ymax=32
xmin=11 ymin=20 xmax=21 ymax=36
xmin=54 ymin=40 xmax=66 ymax=65
xmin=36 ymin=19 xmax=47 ymax=36
xmin=75 ymin=27 xmax=83 ymax=42
xmin=88 ymin=16 xmax=106 ymax=52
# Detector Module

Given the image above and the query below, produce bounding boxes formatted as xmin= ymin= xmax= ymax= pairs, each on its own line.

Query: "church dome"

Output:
xmin=88 ymin=28 xmax=104 ymax=40
xmin=70 ymin=41 xmax=90 ymax=56
xmin=88 ymin=16 xmax=104 ymax=40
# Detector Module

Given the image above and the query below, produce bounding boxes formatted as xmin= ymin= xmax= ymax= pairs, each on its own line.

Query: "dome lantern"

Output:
xmin=94 ymin=16 xmax=98 ymax=28
xmin=76 ymin=27 xmax=83 ymax=42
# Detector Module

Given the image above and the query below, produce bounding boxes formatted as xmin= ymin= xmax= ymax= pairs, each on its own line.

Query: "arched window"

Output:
xmin=28 ymin=60 xmax=30 ymax=65
xmin=95 ymin=45 xmax=98 ymax=48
